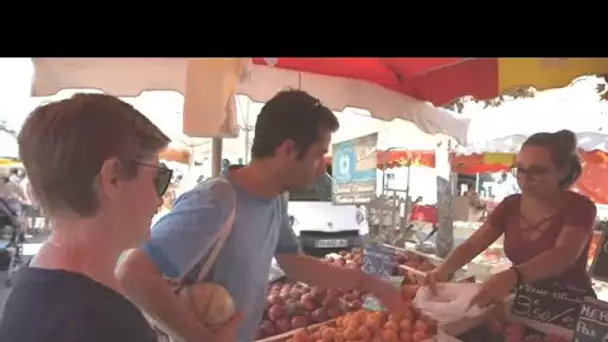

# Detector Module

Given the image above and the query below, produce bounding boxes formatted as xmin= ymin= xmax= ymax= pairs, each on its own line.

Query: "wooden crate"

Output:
xmin=256 ymin=316 xmax=437 ymax=342
xmin=255 ymin=318 xmax=338 ymax=342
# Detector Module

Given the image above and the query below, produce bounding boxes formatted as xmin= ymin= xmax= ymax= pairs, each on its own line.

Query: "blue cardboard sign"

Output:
xmin=332 ymin=133 xmax=378 ymax=205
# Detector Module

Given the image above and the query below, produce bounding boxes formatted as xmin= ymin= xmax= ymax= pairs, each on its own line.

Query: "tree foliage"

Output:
xmin=597 ymin=74 xmax=608 ymax=101
xmin=445 ymin=75 xmax=608 ymax=113
xmin=0 ymin=119 xmax=17 ymax=138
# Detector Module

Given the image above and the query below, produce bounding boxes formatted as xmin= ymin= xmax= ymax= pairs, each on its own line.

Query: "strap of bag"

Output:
xmin=178 ymin=178 xmax=237 ymax=286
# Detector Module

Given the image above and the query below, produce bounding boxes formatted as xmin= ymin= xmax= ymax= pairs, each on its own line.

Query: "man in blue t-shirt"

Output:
xmin=118 ymin=90 xmax=403 ymax=342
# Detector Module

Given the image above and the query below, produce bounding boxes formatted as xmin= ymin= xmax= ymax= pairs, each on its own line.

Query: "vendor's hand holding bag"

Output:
xmin=153 ymin=178 xmax=237 ymax=342
xmin=413 ymin=283 xmax=488 ymax=324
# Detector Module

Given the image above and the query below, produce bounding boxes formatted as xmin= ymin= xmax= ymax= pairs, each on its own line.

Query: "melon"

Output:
xmin=176 ymin=283 xmax=236 ymax=329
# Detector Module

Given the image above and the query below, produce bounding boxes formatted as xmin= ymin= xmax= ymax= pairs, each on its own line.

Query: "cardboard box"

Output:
xmin=438 ymin=296 xmax=572 ymax=342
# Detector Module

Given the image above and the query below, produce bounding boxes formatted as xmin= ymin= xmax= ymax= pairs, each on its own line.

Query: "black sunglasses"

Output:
xmin=132 ymin=161 xmax=174 ymax=197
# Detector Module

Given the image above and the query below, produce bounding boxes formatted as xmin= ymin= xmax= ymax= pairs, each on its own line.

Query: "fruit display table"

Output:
xmin=257 ymin=246 xmax=476 ymax=342
xmin=439 ymin=296 xmax=571 ymax=342
xmin=257 ymin=282 xmax=437 ymax=342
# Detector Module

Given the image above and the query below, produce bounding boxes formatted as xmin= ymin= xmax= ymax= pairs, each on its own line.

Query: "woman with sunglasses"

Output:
xmin=0 ymin=93 xmax=172 ymax=342
xmin=426 ymin=129 xmax=597 ymax=307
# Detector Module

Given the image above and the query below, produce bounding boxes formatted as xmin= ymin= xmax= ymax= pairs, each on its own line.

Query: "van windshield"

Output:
xmin=288 ymin=172 xmax=332 ymax=202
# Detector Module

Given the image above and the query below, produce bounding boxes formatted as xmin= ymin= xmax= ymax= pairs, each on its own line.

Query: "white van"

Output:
xmin=287 ymin=169 xmax=368 ymax=256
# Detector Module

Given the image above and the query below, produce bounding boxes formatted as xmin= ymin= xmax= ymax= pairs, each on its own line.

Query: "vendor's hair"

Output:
xmin=522 ymin=130 xmax=581 ymax=188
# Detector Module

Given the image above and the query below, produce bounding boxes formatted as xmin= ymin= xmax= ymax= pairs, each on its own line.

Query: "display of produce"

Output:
xmin=323 ymin=248 xmax=437 ymax=285
xmin=285 ymin=308 xmax=436 ymax=342
xmin=323 ymin=249 xmax=364 ymax=269
xmin=258 ymin=281 xmax=366 ymax=339
xmin=276 ymin=282 xmax=435 ymax=342
xmin=257 ymin=281 xmax=435 ymax=342
xmin=456 ymin=317 xmax=569 ymax=342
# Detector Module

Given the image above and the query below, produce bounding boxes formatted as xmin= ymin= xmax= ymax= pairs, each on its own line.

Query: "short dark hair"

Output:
xmin=19 ymin=93 xmax=170 ymax=217
xmin=251 ymin=90 xmax=339 ymax=159
xmin=522 ymin=129 xmax=581 ymax=188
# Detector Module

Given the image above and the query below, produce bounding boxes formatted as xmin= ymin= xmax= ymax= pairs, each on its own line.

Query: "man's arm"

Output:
xmin=273 ymin=197 xmax=375 ymax=293
xmin=116 ymin=181 xmax=235 ymax=342
xmin=274 ymin=208 xmax=403 ymax=312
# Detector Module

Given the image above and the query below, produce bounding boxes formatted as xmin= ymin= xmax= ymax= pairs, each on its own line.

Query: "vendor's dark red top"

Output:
xmin=489 ymin=192 xmax=596 ymax=291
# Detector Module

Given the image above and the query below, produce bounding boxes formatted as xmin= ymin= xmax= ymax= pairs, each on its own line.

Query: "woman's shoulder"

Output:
xmin=565 ymin=191 xmax=597 ymax=216
xmin=498 ymin=194 xmax=521 ymax=210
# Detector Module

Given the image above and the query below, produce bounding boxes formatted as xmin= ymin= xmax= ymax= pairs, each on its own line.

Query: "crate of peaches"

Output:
xmin=438 ymin=297 xmax=571 ymax=342
xmin=282 ymin=307 xmax=437 ymax=342
xmin=323 ymin=247 xmax=474 ymax=285
xmin=257 ymin=282 xmax=436 ymax=342
xmin=257 ymin=281 xmax=366 ymax=340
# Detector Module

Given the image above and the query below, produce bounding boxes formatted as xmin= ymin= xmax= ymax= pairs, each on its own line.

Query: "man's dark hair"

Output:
xmin=251 ymin=90 xmax=339 ymax=159
xmin=9 ymin=168 xmax=19 ymax=176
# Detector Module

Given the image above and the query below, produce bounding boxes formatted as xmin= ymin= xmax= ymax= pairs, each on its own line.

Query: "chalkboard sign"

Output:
xmin=361 ymin=243 xmax=397 ymax=279
xmin=361 ymin=244 xmax=400 ymax=311
xmin=511 ymin=281 xmax=584 ymax=330
xmin=590 ymin=230 xmax=608 ymax=281
xmin=573 ymin=297 xmax=608 ymax=342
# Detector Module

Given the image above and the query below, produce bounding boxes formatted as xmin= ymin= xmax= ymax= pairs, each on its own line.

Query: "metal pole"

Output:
xmin=404 ymin=163 xmax=411 ymax=221
xmin=243 ymin=98 xmax=251 ymax=164
xmin=211 ymin=138 xmax=223 ymax=176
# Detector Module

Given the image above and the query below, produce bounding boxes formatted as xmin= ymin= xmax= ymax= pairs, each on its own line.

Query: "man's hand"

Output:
xmin=421 ymin=269 xmax=450 ymax=296
xmin=364 ymin=275 xmax=406 ymax=314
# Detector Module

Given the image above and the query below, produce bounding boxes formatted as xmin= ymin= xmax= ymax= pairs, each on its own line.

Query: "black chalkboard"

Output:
xmin=361 ymin=243 xmax=397 ymax=279
xmin=511 ymin=281 xmax=584 ymax=330
xmin=361 ymin=243 xmax=400 ymax=312
xmin=573 ymin=297 xmax=608 ymax=342
xmin=590 ymin=230 xmax=608 ymax=281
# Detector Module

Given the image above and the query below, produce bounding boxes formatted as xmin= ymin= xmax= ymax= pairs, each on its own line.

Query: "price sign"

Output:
xmin=511 ymin=281 xmax=584 ymax=330
xmin=573 ymin=297 xmax=608 ymax=342
xmin=361 ymin=244 xmax=400 ymax=312
xmin=361 ymin=243 xmax=397 ymax=279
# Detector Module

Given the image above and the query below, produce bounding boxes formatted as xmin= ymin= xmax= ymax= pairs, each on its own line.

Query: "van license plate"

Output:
xmin=315 ymin=239 xmax=348 ymax=248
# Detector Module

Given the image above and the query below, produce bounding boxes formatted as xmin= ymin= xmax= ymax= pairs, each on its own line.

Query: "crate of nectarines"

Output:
xmin=438 ymin=298 xmax=572 ymax=342
xmin=256 ymin=282 xmax=434 ymax=342
xmin=280 ymin=305 xmax=438 ymax=342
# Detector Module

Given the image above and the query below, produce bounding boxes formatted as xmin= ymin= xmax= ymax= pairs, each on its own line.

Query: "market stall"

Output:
xmin=258 ymin=244 xmax=475 ymax=342
xmin=452 ymin=132 xmax=608 ymax=205
xmin=30 ymin=58 xmax=470 ymax=178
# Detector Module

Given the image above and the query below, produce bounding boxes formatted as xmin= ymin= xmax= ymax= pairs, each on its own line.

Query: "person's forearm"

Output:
xmin=117 ymin=250 xmax=212 ymax=342
xmin=277 ymin=254 xmax=375 ymax=292
xmin=436 ymin=242 xmax=482 ymax=277
xmin=516 ymin=247 xmax=578 ymax=284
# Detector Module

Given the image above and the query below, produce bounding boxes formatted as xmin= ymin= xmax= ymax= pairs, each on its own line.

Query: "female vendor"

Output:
xmin=427 ymin=130 xmax=597 ymax=307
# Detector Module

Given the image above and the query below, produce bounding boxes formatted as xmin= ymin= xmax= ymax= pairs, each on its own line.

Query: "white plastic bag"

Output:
xmin=413 ymin=282 xmax=488 ymax=323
